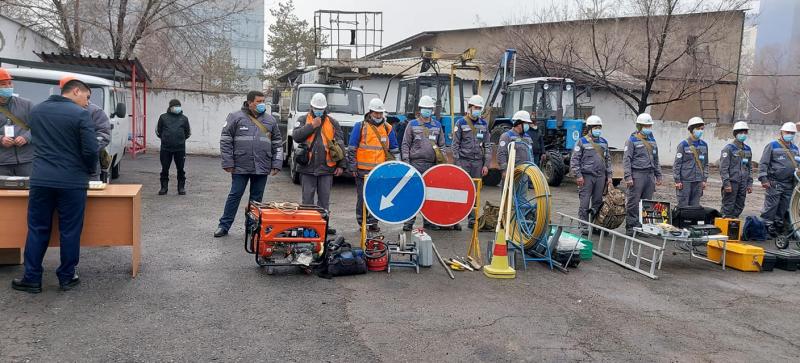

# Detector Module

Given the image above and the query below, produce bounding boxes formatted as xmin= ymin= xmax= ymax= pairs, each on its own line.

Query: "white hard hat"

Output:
xmin=368 ymin=98 xmax=386 ymax=113
xmin=310 ymin=93 xmax=327 ymax=109
xmin=688 ymin=117 xmax=705 ymax=128
xmin=586 ymin=115 xmax=602 ymax=126
xmin=468 ymin=95 xmax=485 ymax=108
xmin=512 ymin=110 xmax=532 ymax=123
xmin=418 ymin=95 xmax=435 ymax=108
xmin=636 ymin=113 xmax=653 ymax=125
xmin=733 ymin=121 xmax=749 ymax=131
xmin=780 ymin=122 xmax=797 ymax=133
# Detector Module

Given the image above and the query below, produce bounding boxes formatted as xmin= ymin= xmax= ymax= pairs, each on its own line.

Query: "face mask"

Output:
xmin=255 ymin=103 xmax=267 ymax=114
xmin=420 ymin=109 xmax=433 ymax=119
xmin=783 ymin=134 xmax=795 ymax=143
xmin=591 ymin=129 xmax=602 ymax=138
xmin=471 ymin=110 xmax=481 ymax=119
xmin=736 ymin=134 xmax=747 ymax=142
xmin=0 ymin=88 xmax=13 ymax=98
xmin=693 ymin=130 xmax=703 ymax=139
xmin=641 ymin=128 xmax=653 ymax=136
xmin=313 ymin=110 xmax=324 ymax=117
xmin=172 ymin=106 xmax=182 ymax=114
xmin=372 ymin=117 xmax=384 ymax=124
xmin=523 ymin=124 xmax=530 ymax=132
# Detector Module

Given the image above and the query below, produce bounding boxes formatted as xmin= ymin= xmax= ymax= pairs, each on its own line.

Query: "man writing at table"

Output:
xmin=11 ymin=76 xmax=97 ymax=294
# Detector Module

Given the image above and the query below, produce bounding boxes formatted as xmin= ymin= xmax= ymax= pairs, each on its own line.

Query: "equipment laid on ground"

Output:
xmin=593 ymin=187 xmax=626 ymax=229
xmin=743 ymin=216 xmax=769 ymax=242
xmin=638 ymin=200 xmax=690 ymax=237
xmin=714 ymin=218 xmax=742 ymax=242
xmin=0 ymin=176 xmax=29 ymax=190
xmin=761 ymin=253 xmax=777 ymax=271
xmin=326 ymin=237 xmax=368 ymax=276
xmin=432 ymin=242 xmax=455 ymax=279
xmin=365 ymin=237 xmax=388 ymax=272
xmin=388 ymin=233 xmax=420 ymax=273
xmin=672 ymin=205 xmax=720 ymax=228
xmin=706 ymin=241 xmax=764 ymax=272
xmin=477 ymin=201 xmax=500 ymax=231
xmin=411 ymin=230 xmax=434 ymax=267
xmin=245 ymin=202 xmax=328 ymax=271
xmin=778 ymin=173 xmax=800 ymax=249
xmin=765 ymin=250 xmax=800 ymax=271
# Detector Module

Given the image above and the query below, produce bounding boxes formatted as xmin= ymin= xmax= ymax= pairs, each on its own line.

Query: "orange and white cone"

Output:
xmin=483 ymin=226 xmax=516 ymax=278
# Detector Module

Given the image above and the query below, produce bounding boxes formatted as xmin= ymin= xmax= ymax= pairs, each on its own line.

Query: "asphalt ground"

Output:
xmin=1 ymin=154 xmax=799 ymax=362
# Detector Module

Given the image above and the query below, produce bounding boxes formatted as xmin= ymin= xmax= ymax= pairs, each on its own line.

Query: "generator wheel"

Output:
xmin=543 ymin=151 xmax=565 ymax=186
xmin=775 ymin=235 xmax=790 ymax=250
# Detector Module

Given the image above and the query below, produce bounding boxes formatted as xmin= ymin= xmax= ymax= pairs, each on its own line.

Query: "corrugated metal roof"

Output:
xmin=35 ymin=53 xmax=150 ymax=82
xmin=367 ymin=58 xmax=492 ymax=81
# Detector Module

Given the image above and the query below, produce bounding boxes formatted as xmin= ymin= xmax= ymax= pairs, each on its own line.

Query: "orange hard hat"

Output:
xmin=0 ymin=68 xmax=12 ymax=81
xmin=59 ymin=76 xmax=78 ymax=88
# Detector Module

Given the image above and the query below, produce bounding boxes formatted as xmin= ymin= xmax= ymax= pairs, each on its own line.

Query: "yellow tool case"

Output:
xmin=707 ymin=241 xmax=764 ymax=272
xmin=714 ymin=218 xmax=742 ymax=242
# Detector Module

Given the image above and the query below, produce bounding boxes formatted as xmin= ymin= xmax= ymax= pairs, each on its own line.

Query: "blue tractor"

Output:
xmin=483 ymin=49 xmax=587 ymax=187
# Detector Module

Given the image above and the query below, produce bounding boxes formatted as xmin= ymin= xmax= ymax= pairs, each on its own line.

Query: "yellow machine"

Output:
xmin=714 ymin=218 xmax=742 ymax=243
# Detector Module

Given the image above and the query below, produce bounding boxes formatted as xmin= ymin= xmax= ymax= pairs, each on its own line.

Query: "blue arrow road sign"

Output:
xmin=363 ymin=161 xmax=425 ymax=224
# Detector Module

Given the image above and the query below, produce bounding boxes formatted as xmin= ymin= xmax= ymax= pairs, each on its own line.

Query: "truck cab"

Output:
xmin=6 ymin=68 xmax=130 ymax=181
xmin=284 ymin=84 xmax=365 ymax=184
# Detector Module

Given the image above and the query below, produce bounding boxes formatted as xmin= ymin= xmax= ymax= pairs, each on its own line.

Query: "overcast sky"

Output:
xmin=268 ymin=0 xmax=562 ymax=47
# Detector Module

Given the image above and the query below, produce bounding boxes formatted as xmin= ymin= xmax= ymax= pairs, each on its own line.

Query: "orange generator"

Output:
xmin=245 ymin=202 xmax=328 ymax=267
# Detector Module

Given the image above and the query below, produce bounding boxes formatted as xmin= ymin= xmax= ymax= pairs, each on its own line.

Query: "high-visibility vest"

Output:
xmin=306 ymin=114 xmax=337 ymax=167
xmin=356 ymin=121 xmax=392 ymax=170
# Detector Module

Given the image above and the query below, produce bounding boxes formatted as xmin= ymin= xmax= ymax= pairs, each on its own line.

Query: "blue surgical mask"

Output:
xmin=641 ymin=128 xmax=653 ymax=136
xmin=313 ymin=110 xmax=324 ymax=117
xmin=420 ymin=109 xmax=433 ymax=118
xmin=591 ymin=129 xmax=602 ymax=138
xmin=172 ymin=106 xmax=182 ymax=114
xmin=0 ymin=88 xmax=13 ymax=98
xmin=693 ymin=130 xmax=703 ymax=139
xmin=255 ymin=103 xmax=267 ymax=114
xmin=523 ymin=124 xmax=530 ymax=132
xmin=783 ymin=134 xmax=795 ymax=143
xmin=372 ymin=117 xmax=384 ymax=124
xmin=471 ymin=110 xmax=481 ymax=119
xmin=736 ymin=134 xmax=747 ymax=142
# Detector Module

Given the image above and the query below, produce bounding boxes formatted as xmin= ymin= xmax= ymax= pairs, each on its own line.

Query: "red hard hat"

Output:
xmin=0 ymin=68 xmax=12 ymax=81
xmin=59 ymin=76 xmax=78 ymax=88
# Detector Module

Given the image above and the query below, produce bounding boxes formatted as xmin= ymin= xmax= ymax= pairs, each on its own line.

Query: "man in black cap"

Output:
xmin=11 ymin=76 xmax=97 ymax=293
xmin=156 ymin=99 xmax=191 ymax=195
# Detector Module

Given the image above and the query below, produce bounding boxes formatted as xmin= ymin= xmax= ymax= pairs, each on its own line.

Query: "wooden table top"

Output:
xmin=0 ymin=184 xmax=142 ymax=198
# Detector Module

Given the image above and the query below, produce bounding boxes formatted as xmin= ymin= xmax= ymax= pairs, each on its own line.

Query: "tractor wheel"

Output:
xmin=482 ymin=123 xmax=512 ymax=187
xmin=543 ymin=150 xmax=565 ymax=186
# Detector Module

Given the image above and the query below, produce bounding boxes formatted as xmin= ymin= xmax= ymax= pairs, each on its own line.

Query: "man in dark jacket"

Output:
xmin=292 ymin=93 xmax=345 ymax=235
xmin=156 ymin=99 xmax=191 ymax=195
xmin=525 ymin=118 xmax=547 ymax=166
xmin=87 ymin=102 xmax=111 ymax=181
xmin=0 ymin=67 xmax=34 ymax=176
xmin=214 ymin=91 xmax=282 ymax=238
xmin=11 ymin=77 xmax=98 ymax=294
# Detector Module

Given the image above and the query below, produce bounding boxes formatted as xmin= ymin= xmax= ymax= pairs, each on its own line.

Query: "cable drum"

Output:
xmin=508 ymin=162 xmax=552 ymax=249
xmin=789 ymin=178 xmax=800 ymax=240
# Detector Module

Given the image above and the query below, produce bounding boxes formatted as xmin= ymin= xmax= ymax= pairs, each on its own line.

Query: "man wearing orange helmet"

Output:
xmin=0 ymin=67 xmax=34 ymax=176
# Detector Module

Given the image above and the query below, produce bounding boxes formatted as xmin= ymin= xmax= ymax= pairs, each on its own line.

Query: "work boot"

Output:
xmin=327 ymin=227 xmax=337 ymax=235
xmin=468 ymin=221 xmax=475 ymax=229
xmin=451 ymin=224 xmax=462 ymax=231
xmin=11 ymin=278 xmax=41 ymax=294
xmin=367 ymin=224 xmax=381 ymax=233
xmin=158 ymin=180 xmax=168 ymax=195
xmin=177 ymin=179 xmax=186 ymax=195
xmin=59 ymin=275 xmax=80 ymax=291
xmin=214 ymin=228 xmax=228 ymax=238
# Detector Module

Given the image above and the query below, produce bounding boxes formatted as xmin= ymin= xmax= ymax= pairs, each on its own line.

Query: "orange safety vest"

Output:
xmin=306 ymin=114 xmax=337 ymax=167
xmin=356 ymin=121 xmax=392 ymax=170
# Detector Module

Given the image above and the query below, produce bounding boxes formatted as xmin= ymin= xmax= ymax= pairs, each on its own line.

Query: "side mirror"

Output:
xmin=114 ymin=103 xmax=127 ymax=118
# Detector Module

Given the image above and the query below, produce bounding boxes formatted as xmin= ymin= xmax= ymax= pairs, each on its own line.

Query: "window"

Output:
xmin=12 ymin=79 xmax=104 ymax=107
xmin=296 ymin=87 xmax=364 ymax=114
xmin=397 ymin=83 xmax=408 ymax=114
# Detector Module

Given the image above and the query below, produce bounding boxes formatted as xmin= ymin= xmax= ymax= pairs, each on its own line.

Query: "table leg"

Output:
xmin=721 ymin=239 xmax=727 ymax=271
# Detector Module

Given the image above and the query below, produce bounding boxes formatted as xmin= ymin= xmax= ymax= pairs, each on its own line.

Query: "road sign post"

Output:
xmin=363 ymin=161 xmax=426 ymax=224
xmin=420 ymin=164 xmax=476 ymax=226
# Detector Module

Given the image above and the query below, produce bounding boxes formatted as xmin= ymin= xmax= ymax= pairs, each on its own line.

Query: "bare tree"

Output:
xmin=490 ymin=0 xmax=748 ymax=120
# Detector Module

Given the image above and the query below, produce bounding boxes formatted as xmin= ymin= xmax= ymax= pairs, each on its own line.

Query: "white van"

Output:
xmin=6 ymin=68 xmax=130 ymax=180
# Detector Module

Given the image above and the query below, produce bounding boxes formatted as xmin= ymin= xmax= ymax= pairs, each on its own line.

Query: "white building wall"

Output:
xmin=146 ymin=89 xmax=245 ymax=155
xmin=0 ymin=15 xmax=60 ymax=61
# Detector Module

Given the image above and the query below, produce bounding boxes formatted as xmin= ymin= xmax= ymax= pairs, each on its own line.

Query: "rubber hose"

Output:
xmin=508 ymin=161 xmax=551 ymax=249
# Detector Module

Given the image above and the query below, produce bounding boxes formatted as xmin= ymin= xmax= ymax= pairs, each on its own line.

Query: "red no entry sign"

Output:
xmin=420 ymin=164 xmax=476 ymax=226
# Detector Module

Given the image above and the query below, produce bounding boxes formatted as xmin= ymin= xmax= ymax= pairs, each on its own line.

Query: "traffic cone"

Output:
xmin=483 ymin=226 xmax=516 ymax=279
